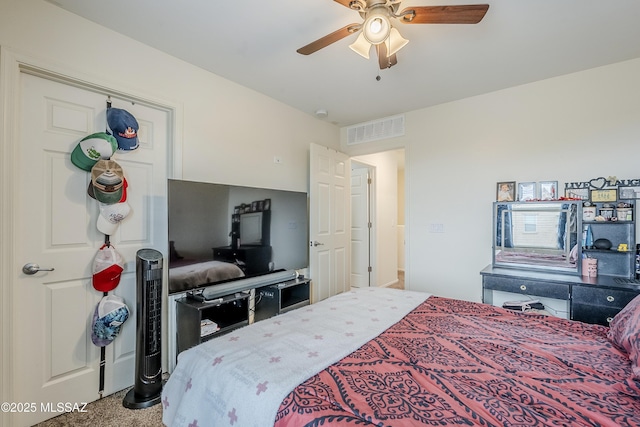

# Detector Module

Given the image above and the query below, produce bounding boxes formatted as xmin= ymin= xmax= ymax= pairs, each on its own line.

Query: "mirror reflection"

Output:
xmin=494 ymin=201 xmax=579 ymax=273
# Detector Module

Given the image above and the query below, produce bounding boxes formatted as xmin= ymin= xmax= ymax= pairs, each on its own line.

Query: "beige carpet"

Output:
xmin=33 ymin=387 xmax=163 ymax=427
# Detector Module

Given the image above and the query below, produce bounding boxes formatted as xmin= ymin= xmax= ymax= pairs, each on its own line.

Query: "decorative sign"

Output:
xmin=565 ymin=177 xmax=640 ymax=190
xmin=565 ymin=176 xmax=640 ymax=201
xmin=590 ymin=189 xmax=618 ymax=202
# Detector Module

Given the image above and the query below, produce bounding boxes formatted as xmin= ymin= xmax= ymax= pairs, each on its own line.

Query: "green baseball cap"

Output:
xmin=71 ymin=132 xmax=118 ymax=171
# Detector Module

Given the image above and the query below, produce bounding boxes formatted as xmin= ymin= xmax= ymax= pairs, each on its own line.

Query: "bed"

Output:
xmin=168 ymin=260 xmax=245 ymax=293
xmin=162 ymin=287 xmax=640 ymax=427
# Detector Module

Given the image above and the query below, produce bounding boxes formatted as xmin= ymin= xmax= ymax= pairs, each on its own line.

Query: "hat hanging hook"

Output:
xmin=106 ymin=97 xmax=112 ymax=136
xmin=104 ymin=234 xmax=110 ymax=247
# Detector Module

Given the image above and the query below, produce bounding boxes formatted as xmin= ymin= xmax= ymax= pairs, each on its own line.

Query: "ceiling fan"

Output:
xmin=297 ymin=0 xmax=489 ymax=69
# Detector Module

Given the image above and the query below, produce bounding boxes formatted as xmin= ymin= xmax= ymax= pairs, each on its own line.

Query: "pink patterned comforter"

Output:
xmin=275 ymin=297 xmax=640 ymax=427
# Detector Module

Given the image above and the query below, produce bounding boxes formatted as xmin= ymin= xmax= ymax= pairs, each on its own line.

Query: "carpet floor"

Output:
xmin=33 ymin=387 xmax=163 ymax=427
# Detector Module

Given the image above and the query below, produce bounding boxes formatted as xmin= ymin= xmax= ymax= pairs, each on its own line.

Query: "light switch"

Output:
xmin=429 ymin=223 xmax=444 ymax=233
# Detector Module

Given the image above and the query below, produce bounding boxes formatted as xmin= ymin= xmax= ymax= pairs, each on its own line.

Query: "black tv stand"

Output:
xmin=174 ymin=274 xmax=310 ymax=355
xmin=176 ymin=292 xmax=251 ymax=354
xmin=254 ymin=278 xmax=311 ymax=322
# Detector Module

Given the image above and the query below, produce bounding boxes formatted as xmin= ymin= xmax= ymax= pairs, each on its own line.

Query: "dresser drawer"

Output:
xmin=572 ymin=286 xmax=638 ymax=310
xmin=571 ymin=303 xmax=620 ymax=326
xmin=482 ymin=275 xmax=570 ymax=300
xmin=213 ymin=248 xmax=239 ymax=260
xmin=571 ymin=286 xmax=639 ymax=326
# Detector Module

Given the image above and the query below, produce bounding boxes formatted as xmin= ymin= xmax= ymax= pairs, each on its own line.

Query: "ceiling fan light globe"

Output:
xmin=386 ymin=27 xmax=409 ymax=56
xmin=349 ymin=32 xmax=372 ymax=59
xmin=363 ymin=8 xmax=390 ymax=45
xmin=369 ymin=18 xmax=383 ymax=34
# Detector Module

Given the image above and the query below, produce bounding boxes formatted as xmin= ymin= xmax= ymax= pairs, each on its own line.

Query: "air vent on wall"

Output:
xmin=346 ymin=114 xmax=405 ymax=146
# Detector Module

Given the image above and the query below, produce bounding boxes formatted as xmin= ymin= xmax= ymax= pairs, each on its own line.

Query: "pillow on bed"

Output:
xmin=608 ymin=294 xmax=640 ymax=397
xmin=608 ymin=294 xmax=640 ymax=353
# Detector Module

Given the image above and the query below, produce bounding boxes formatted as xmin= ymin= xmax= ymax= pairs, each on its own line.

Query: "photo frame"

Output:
xmin=538 ymin=181 xmax=558 ymax=201
xmin=518 ymin=182 xmax=536 ymax=201
xmin=590 ymin=189 xmax=618 ymax=203
xmin=564 ymin=187 xmax=589 ymax=201
xmin=618 ymin=186 xmax=640 ymax=200
xmin=496 ymin=181 xmax=515 ymax=202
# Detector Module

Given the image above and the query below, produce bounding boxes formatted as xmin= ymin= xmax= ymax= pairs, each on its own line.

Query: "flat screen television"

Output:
xmin=167 ymin=179 xmax=309 ymax=295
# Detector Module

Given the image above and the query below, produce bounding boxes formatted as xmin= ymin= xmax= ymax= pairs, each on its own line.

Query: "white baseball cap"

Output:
xmin=97 ymin=202 xmax=132 ymax=235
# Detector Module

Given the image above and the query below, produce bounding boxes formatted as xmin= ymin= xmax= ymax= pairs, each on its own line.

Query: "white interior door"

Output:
xmin=351 ymin=165 xmax=372 ymax=287
xmin=10 ymin=72 xmax=168 ymax=426
xmin=309 ymin=143 xmax=350 ymax=303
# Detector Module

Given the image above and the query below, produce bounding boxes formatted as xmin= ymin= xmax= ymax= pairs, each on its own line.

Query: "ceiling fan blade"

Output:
xmin=376 ymin=43 xmax=398 ymax=69
xmin=399 ymin=4 xmax=489 ymax=24
xmin=297 ymin=23 xmax=361 ymax=55
xmin=334 ymin=0 xmax=356 ymax=8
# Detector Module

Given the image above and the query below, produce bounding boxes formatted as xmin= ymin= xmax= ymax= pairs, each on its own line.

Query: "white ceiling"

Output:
xmin=47 ymin=0 xmax=640 ymax=127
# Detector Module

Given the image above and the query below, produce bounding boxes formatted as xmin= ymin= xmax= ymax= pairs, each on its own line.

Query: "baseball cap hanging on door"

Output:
xmin=107 ymin=107 xmax=139 ymax=151
xmin=96 ymin=201 xmax=132 ymax=235
xmin=96 ymin=171 xmax=130 ymax=235
xmin=91 ymin=295 xmax=130 ymax=347
xmin=92 ymin=244 xmax=125 ymax=292
xmin=87 ymin=160 xmax=125 ymax=204
xmin=70 ymin=132 xmax=118 ymax=171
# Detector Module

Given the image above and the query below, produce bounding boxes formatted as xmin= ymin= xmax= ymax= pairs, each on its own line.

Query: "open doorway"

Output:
xmin=350 ymin=149 xmax=405 ymax=289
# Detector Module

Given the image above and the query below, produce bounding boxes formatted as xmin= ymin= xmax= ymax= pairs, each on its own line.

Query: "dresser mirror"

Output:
xmin=493 ymin=201 xmax=580 ymax=273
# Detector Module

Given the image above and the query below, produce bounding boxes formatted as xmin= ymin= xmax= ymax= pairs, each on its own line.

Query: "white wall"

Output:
xmin=345 ymin=58 xmax=640 ymax=302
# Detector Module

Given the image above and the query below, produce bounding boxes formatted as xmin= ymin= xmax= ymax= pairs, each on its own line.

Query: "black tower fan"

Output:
xmin=124 ymin=248 xmax=163 ymax=409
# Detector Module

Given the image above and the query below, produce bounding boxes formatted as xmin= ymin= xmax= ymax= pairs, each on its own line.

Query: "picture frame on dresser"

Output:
xmin=496 ymin=181 xmax=515 ymax=202
xmin=565 ymin=187 xmax=589 ymax=200
xmin=619 ymin=186 xmax=640 ymax=200
xmin=539 ymin=181 xmax=558 ymax=201
xmin=517 ymin=182 xmax=536 ymax=201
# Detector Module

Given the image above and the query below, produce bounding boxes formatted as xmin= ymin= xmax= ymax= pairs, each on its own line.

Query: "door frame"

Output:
xmin=0 ymin=47 xmax=181 ymax=420
xmin=350 ymin=160 xmax=377 ymax=287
